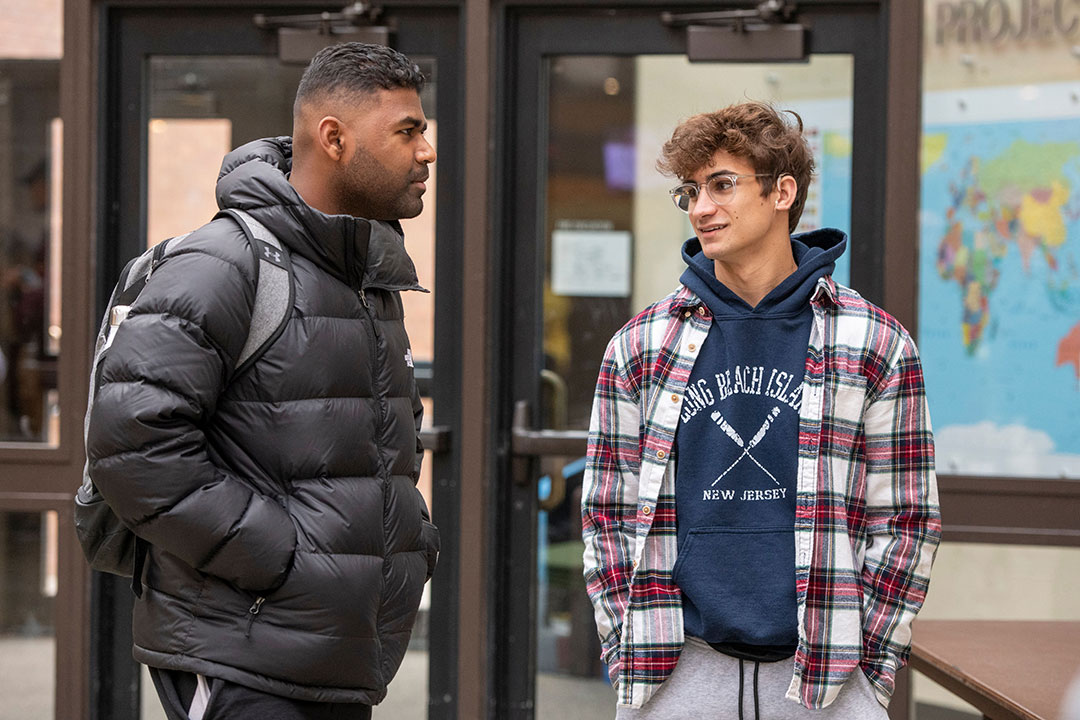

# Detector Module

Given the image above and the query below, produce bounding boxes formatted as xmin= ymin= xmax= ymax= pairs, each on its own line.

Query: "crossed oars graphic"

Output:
xmin=710 ymin=407 xmax=782 ymax=487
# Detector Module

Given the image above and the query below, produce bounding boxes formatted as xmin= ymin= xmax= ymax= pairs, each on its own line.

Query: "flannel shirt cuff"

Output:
xmin=601 ymin=630 xmax=621 ymax=687
xmin=861 ymin=651 xmax=903 ymax=706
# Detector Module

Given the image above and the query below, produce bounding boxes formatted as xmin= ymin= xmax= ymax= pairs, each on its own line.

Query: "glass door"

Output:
xmin=99 ymin=6 xmax=461 ymax=720
xmin=499 ymin=6 xmax=888 ymax=719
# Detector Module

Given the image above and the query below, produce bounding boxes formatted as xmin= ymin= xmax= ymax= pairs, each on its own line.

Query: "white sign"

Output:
xmin=551 ymin=229 xmax=632 ymax=297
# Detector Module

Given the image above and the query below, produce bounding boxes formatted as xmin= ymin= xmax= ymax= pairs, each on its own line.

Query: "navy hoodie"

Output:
xmin=673 ymin=228 xmax=847 ymax=661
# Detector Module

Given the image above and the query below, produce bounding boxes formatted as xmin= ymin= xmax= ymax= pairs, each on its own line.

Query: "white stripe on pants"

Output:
xmin=188 ymin=675 xmax=211 ymax=720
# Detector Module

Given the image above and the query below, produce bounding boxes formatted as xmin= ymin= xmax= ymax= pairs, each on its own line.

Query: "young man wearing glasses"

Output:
xmin=582 ymin=102 xmax=940 ymax=719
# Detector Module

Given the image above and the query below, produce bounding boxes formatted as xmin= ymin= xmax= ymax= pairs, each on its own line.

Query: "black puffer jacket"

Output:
xmin=87 ymin=137 xmax=438 ymax=704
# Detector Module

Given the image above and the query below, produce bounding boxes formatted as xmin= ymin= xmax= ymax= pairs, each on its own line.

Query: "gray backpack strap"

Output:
xmin=82 ymin=232 xmax=191 ymax=497
xmin=219 ymin=208 xmax=294 ymax=373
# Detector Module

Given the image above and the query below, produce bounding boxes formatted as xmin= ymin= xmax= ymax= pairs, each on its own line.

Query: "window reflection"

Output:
xmin=0 ymin=511 xmax=58 ymax=718
xmin=0 ymin=60 xmax=61 ymax=444
xmin=536 ymin=53 xmax=855 ymax=718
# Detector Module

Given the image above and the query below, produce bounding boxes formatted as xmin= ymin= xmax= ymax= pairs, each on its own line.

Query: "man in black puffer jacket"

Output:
xmin=86 ymin=43 xmax=439 ymax=720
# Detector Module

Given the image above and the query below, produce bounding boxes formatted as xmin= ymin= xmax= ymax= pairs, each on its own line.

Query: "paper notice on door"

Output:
xmin=551 ymin=229 xmax=632 ymax=297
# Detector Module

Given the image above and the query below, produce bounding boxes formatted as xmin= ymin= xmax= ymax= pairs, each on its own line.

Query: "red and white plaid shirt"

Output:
xmin=582 ymin=276 xmax=940 ymax=709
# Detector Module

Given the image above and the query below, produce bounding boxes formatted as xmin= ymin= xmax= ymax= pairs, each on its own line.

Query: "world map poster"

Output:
xmin=919 ymin=82 xmax=1080 ymax=477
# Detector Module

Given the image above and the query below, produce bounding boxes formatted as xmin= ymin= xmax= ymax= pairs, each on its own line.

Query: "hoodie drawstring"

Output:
xmin=737 ymin=659 xmax=761 ymax=720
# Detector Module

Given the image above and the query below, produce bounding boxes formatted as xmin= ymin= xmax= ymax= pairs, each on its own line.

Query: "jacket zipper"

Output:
xmin=357 ymin=287 xmax=388 ymax=454
xmin=245 ymin=595 xmax=266 ymax=637
xmin=355 ymin=283 xmax=393 ymax=683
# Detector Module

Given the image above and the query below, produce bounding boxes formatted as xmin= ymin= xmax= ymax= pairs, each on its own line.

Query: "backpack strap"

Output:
xmin=83 ymin=230 xmax=198 ymax=498
xmin=215 ymin=208 xmax=294 ymax=375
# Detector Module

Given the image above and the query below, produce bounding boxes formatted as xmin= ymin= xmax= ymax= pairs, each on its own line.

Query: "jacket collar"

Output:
xmin=215 ymin=136 xmax=426 ymax=293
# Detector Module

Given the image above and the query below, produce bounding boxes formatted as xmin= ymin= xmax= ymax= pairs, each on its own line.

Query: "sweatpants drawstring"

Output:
xmin=737 ymin=659 xmax=744 ymax=720
xmin=736 ymin=659 xmax=762 ymax=720
xmin=753 ymin=661 xmax=761 ymax=720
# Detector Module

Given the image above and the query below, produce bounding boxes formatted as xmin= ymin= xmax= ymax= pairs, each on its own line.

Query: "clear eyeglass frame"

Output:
xmin=668 ymin=173 xmax=773 ymax=213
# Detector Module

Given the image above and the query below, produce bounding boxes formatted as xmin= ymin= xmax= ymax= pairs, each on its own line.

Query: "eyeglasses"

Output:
xmin=668 ymin=173 xmax=773 ymax=213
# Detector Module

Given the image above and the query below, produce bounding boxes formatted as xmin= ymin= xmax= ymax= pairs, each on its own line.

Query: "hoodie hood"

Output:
xmin=215 ymin=136 xmax=425 ymax=293
xmin=679 ymin=227 xmax=847 ymax=318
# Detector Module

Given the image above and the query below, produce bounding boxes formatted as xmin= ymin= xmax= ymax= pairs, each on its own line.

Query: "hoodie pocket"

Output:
xmin=673 ymin=526 xmax=797 ymax=646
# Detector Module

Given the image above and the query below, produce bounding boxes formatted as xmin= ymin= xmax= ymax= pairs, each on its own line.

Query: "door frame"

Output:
xmin=488 ymin=2 xmax=915 ymax=718
xmin=90 ymin=3 xmax=464 ymax=718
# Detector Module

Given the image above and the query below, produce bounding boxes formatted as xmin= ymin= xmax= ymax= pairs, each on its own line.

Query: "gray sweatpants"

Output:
xmin=615 ymin=637 xmax=888 ymax=719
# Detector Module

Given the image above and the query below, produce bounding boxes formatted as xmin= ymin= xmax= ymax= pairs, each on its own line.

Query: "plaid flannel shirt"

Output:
xmin=582 ymin=276 xmax=940 ymax=710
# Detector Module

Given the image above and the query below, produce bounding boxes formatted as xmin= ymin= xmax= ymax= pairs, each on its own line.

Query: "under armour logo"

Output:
xmin=263 ymin=246 xmax=282 ymax=263
xmin=711 ymin=407 xmax=782 ymax=487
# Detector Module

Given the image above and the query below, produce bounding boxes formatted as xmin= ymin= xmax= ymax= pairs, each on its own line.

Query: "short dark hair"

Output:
xmin=293 ymin=43 xmax=425 ymax=114
xmin=657 ymin=102 xmax=815 ymax=233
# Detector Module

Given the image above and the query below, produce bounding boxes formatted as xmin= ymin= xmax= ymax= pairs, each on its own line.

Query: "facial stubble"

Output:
xmin=339 ymin=143 xmax=424 ymax=221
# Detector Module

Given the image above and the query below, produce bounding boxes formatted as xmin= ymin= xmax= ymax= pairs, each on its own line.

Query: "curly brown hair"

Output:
xmin=657 ymin=102 xmax=814 ymax=233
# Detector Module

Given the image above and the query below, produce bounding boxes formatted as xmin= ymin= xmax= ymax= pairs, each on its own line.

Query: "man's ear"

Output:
xmin=316 ymin=116 xmax=345 ymax=161
xmin=774 ymin=174 xmax=798 ymax=212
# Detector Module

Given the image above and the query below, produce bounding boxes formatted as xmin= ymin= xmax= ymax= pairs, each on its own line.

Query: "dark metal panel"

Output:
xmin=882 ymin=0 xmax=923 ymax=335
xmin=276 ymin=27 xmax=394 ymax=62
xmin=822 ymin=7 xmax=889 ymax=307
xmin=686 ymin=24 xmax=806 ymax=62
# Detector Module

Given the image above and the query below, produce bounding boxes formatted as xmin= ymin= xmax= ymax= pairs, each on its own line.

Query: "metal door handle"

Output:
xmin=511 ymin=400 xmax=588 ymax=457
xmin=420 ymin=426 xmax=452 ymax=454
xmin=511 ymin=400 xmax=588 ymax=490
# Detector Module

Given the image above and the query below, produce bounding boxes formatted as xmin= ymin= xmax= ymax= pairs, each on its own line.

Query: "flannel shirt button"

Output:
xmin=641 ymin=505 xmax=652 ymax=516
xmin=632 ymin=559 xmax=639 ymax=569
xmin=683 ymin=310 xmax=691 ymax=318
xmin=656 ymin=449 xmax=666 ymax=459
xmin=688 ymin=343 xmax=697 ymax=352
xmin=697 ymin=306 xmax=706 ymax=316
xmin=671 ymin=394 xmax=679 ymax=403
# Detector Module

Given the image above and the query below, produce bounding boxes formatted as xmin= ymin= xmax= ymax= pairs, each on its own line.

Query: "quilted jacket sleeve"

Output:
xmin=87 ymin=231 xmax=296 ymax=594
